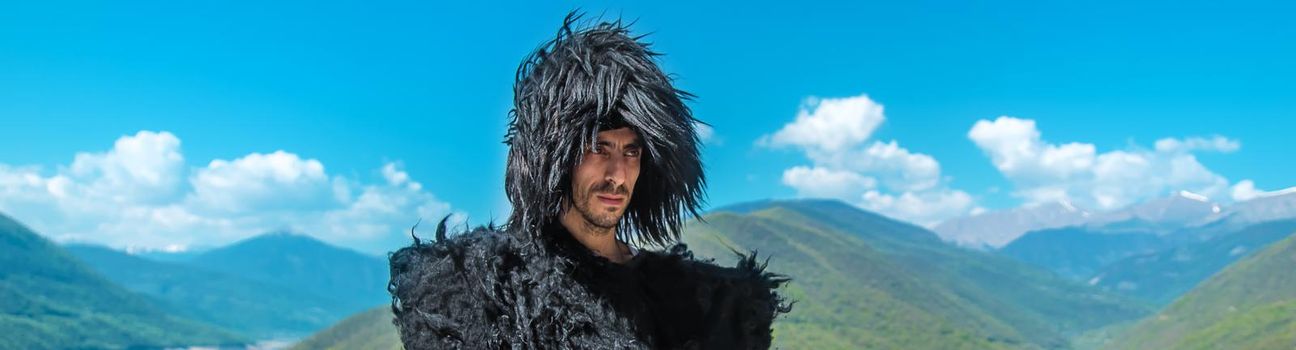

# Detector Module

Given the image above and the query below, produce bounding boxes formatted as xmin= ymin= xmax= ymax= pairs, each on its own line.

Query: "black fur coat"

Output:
xmin=388 ymin=223 xmax=789 ymax=349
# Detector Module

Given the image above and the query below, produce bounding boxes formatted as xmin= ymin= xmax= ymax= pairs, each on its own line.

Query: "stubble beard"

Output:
xmin=572 ymin=180 xmax=629 ymax=235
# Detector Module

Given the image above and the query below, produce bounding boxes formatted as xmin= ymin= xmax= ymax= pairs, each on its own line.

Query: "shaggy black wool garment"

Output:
xmin=388 ymin=222 xmax=790 ymax=349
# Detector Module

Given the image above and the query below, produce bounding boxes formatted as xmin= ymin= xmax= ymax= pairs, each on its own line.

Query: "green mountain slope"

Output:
xmin=0 ymin=213 xmax=245 ymax=349
xmin=687 ymin=209 xmax=1015 ymax=349
xmin=1091 ymin=219 xmax=1296 ymax=305
xmin=290 ymin=306 xmax=401 ymax=350
xmin=66 ymin=243 xmax=353 ymax=338
xmin=695 ymin=200 xmax=1149 ymax=349
xmin=1111 ymin=232 xmax=1296 ymax=349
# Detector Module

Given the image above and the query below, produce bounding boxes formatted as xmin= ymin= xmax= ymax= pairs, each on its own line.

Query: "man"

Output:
xmin=388 ymin=14 xmax=789 ymax=349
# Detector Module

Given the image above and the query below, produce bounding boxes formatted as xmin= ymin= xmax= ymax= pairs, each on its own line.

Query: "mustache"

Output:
xmin=590 ymin=180 xmax=629 ymax=196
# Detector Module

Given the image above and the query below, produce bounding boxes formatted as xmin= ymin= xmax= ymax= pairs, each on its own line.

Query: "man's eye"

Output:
xmin=626 ymin=149 xmax=641 ymax=157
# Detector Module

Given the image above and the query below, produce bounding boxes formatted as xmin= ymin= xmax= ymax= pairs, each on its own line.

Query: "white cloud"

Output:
xmin=0 ymin=131 xmax=454 ymax=254
xmin=188 ymin=151 xmax=332 ymax=213
xmin=859 ymin=189 xmax=977 ymax=227
xmin=63 ymin=130 xmax=186 ymax=205
xmin=1231 ymin=180 xmax=1296 ymax=202
xmin=969 ymin=116 xmax=1235 ymax=210
xmin=1232 ymin=180 xmax=1265 ymax=202
xmin=763 ymin=93 xmax=977 ymax=226
xmin=761 ymin=94 xmax=886 ymax=152
xmin=781 ymin=166 xmax=876 ymax=201
xmin=1154 ymin=136 xmax=1240 ymax=154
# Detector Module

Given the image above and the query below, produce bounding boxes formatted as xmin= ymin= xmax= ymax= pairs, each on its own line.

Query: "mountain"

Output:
xmin=999 ymin=227 xmax=1170 ymax=280
xmin=1212 ymin=190 xmax=1296 ymax=228
xmin=132 ymin=246 xmax=209 ymax=263
xmin=933 ymin=200 xmax=1089 ymax=249
xmin=993 ymin=192 xmax=1233 ymax=285
xmin=699 ymin=200 xmax=1149 ymax=349
xmin=1089 ymin=219 xmax=1296 ymax=306
xmin=289 ymin=306 xmax=401 ymax=350
xmin=1084 ymin=191 xmax=1219 ymax=231
xmin=935 ymin=191 xmax=1218 ymax=250
xmin=0 ymin=213 xmax=245 ymax=349
xmin=66 ymin=243 xmax=356 ymax=338
xmin=187 ymin=232 xmax=390 ymax=314
xmin=1110 ymin=231 xmax=1296 ymax=349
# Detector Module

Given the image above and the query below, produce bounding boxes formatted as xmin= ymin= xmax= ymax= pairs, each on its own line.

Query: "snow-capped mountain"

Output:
xmin=1083 ymin=191 xmax=1221 ymax=231
xmin=933 ymin=200 xmax=1090 ymax=249
xmin=1212 ymin=188 xmax=1296 ymax=227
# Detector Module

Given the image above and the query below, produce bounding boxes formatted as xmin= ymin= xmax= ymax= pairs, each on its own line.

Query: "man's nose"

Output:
xmin=603 ymin=155 xmax=627 ymax=187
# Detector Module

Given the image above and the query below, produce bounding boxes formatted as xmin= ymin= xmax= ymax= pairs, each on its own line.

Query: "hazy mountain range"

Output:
xmin=935 ymin=190 xmax=1296 ymax=250
xmin=0 ymin=213 xmax=244 ymax=349
xmin=1 ymin=208 xmax=390 ymax=348
xmin=988 ymin=191 xmax=1296 ymax=308
xmin=64 ymin=231 xmax=389 ymax=340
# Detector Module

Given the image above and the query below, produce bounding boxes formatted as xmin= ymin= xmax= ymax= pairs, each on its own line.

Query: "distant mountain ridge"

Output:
xmin=999 ymin=227 xmax=1170 ymax=280
xmin=187 ymin=231 xmax=390 ymax=311
xmin=938 ymin=190 xmax=1296 ymax=249
xmin=1084 ymin=190 xmax=1220 ymax=230
xmin=65 ymin=242 xmax=359 ymax=339
xmin=0 ymin=212 xmax=245 ymax=349
xmin=62 ymin=230 xmax=392 ymax=340
xmin=992 ymin=192 xmax=1296 ymax=304
xmin=933 ymin=200 xmax=1089 ymax=249
xmin=1089 ymin=219 xmax=1296 ymax=306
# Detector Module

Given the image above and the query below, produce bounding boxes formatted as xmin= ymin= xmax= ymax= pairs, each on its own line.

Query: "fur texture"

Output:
xmin=388 ymin=221 xmax=790 ymax=349
xmin=504 ymin=13 xmax=705 ymax=247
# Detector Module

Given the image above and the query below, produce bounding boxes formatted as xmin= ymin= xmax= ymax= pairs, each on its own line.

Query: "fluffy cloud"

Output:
xmin=760 ymin=95 xmax=886 ymax=152
xmin=762 ymin=93 xmax=978 ymax=226
xmin=188 ymin=151 xmax=332 ymax=213
xmin=0 ymin=131 xmax=455 ymax=254
xmin=969 ymin=116 xmax=1235 ymax=210
xmin=781 ymin=166 xmax=877 ymax=200
xmin=1232 ymin=180 xmax=1266 ymax=202
xmin=1154 ymin=136 xmax=1240 ymax=154
xmin=1231 ymin=180 xmax=1296 ymax=202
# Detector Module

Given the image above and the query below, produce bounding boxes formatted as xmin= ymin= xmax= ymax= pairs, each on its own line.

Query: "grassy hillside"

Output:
xmin=0 ymin=213 xmax=245 ymax=349
xmin=695 ymin=200 xmax=1149 ymax=349
xmin=1177 ymin=299 xmax=1296 ymax=350
xmin=290 ymin=306 xmax=402 ymax=350
xmin=66 ymin=243 xmax=353 ymax=338
xmin=687 ymin=210 xmax=1016 ymax=349
xmin=1111 ymin=232 xmax=1296 ymax=349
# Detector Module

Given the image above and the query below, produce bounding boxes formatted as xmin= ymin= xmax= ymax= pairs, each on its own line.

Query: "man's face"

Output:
xmin=565 ymin=127 xmax=642 ymax=230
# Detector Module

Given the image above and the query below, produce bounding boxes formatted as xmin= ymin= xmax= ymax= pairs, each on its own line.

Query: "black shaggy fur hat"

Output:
xmin=504 ymin=13 xmax=706 ymax=247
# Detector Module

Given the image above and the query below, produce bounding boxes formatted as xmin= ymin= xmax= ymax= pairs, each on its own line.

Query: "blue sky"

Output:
xmin=1 ymin=1 xmax=1293 ymax=254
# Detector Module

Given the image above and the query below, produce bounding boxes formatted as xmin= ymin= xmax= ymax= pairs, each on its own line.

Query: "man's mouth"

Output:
xmin=596 ymin=194 xmax=625 ymax=206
